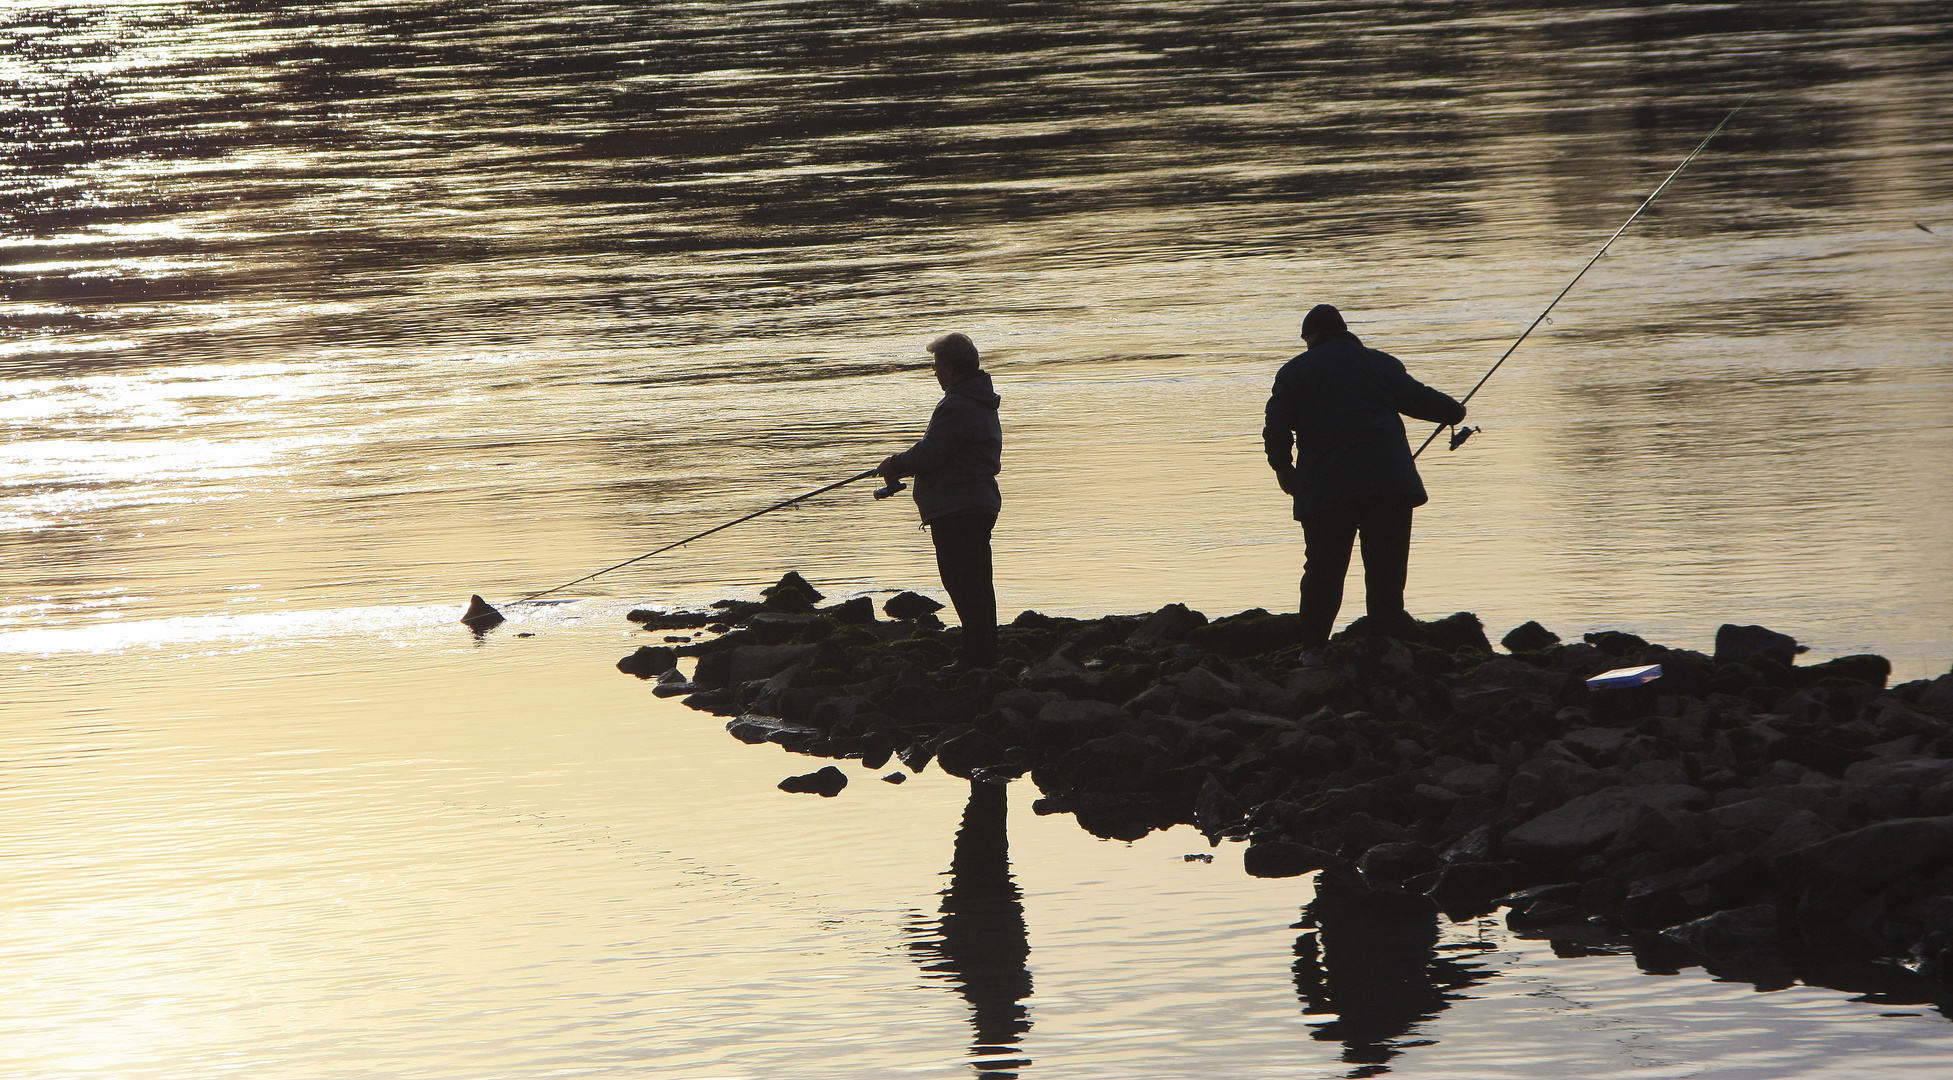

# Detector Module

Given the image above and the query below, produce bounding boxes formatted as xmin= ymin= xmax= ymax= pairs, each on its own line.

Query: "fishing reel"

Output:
xmin=873 ymin=477 xmax=908 ymax=500
xmin=1448 ymin=425 xmax=1480 ymax=451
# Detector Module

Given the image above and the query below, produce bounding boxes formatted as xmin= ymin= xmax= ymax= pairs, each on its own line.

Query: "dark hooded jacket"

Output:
xmin=1262 ymin=331 xmax=1464 ymax=519
xmin=893 ymin=370 xmax=1002 ymax=524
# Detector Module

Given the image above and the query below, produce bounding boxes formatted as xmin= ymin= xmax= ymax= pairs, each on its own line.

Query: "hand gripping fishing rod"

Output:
xmin=1412 ymin=96 xmax=1752 ymax=460
xmin=462 ymin=469 xmax=906 ymax=628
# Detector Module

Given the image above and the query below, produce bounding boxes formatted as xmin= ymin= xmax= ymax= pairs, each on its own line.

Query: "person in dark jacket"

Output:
xmin=1263 ymin=304 xmax=1465 ymax=649
xmin=879 ymin=332 xmax=1003 ymax=670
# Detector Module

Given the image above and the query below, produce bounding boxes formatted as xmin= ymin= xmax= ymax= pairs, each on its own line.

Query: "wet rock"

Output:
xmin=1584 ymin=630 xmax=1650 ymax=657
xmin=681 ymin=688 xmax=738 ymax=715
xmin=461 ymin=594 xmax=506 ymax=632
xmin=627 ymin=607 xmax=719 ymax=629
xmin=1782 ymin=816 xmax=1953 ymax=895
xmin=857 ymin=730 xmax=895 ymax=769
xmin=1662 ymin=904 xmax=1782 ymax=955
xmin=897 ymin=742 xmax=934 ymax=774
xmin=1509 ymin=900 xmax=1584 ymax=928
xmin=937 ymin=729 xmax=1007 ymax=779
xmin=821 ymin=596 xmax=875 ymax=625
xmin=778 ymin=765 xmax=848 ymax=796
xmin=1504 ymin=784 xmax=1709 ymax=864
xmin=1421 ymin=611 xmax=1494 ymax=655
xmin=727 ymin=715 xmax=821 ymax=745
xmin=883 ymin=591 xmax=945 ymax=621
xmin=616 ymin=645 xmax=677 ymax=678
xmin=765 ymin=571 xmax=824 ymax=604
xmin=651 ymin=668 xmax=696 ymax=697
xmin=1244 ymin=840 xmax=1333 ymax=879
xmin=1360 ymin=841 xmax=1440 ymax=884
xmin=1794 ymin=653 xmax=1891 ymax=689
xmin=1714 ymin=623 xmax=1805 ymax=665
xmin=1501 ymin=621 xmax=1561 ymax=653
xmin=1193 ymin=774 xmax=1243 ymax=838
xmin=882 ymin=772 xmax=908 ymax=784
xmin=1428 ymin=861 xmax=1529 ymax=916
xmin=762 ymin=586 xmax=817 ymax=614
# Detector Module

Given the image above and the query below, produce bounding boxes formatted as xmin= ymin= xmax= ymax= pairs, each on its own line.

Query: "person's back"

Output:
xmin=1268 ymin=332 xmax=1462 ymax=519
xmin=1262 ymin=305 xmax=1464 ymax=649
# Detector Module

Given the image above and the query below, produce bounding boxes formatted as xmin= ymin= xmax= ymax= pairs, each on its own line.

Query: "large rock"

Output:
xmin=1503 ymin=784 xmax=1709 ymax=863
xmin=1501 ymin=620 xmax=1561 ymax=652
xmin=1176 ymin=665 xmax=1250 ymax=708
xmin=1439 ymin=763 xmax=1506 ymax=799
xmin=1662 ymin=904 xmax=1782 ymax=955
xmin=616 ymin=645 xmax=677 ymax=678
xmin=765 ymin=570 xmax=824 ymax=603
xmin=1244 ymin=841 xmax=1333 ymax=879
xmin=1842 ymin=757 xmax=1953 ymax=789
xmin=883 ymin=591 xmax=944 ymax=620
xmin=1188 ymin=610 xmax=1309 ymax=658
xmin=729 ymin=643 xmax=818 ymax=686
xmin=778 ymin=765 xmax=848 ymax=796
xmin=937 ymin=729 xmax=1007 ymax=779
xmin=1780 ymin=816 xmax=1953 ymax=890
xmin=1714 ymin=623 xmax=1805 ymax=665
xmin=821 ymin=596 xmax=875 ymax=625
xmin=1030 ymin=699 xmax=1139 ymax=743
xmin=1127 ymin=603 xmax=1208 ymax=648
xmin=461 ymin=594 xmax=505 ymax=632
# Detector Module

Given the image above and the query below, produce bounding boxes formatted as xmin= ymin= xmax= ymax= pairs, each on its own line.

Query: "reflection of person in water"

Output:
xmin=1292 ymin=866 xmax=1490 ymax=1076
xmin=907 ymin=779 xmax=1033 ymax=1079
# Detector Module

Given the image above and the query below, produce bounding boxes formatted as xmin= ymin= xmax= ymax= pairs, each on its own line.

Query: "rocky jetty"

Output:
xmin=620 ymin=572 xmax=1953 ymax=991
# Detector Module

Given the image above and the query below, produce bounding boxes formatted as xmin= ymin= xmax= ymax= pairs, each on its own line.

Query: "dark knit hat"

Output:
xmin=1301 ymin=303 xmax=1347 ymax=338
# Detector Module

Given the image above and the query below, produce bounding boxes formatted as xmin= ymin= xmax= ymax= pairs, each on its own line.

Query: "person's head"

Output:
xmin=926 ymin=332 xmax=980 ymax=389
xmin=1300 ymin=303 xmax=1347 ymax=347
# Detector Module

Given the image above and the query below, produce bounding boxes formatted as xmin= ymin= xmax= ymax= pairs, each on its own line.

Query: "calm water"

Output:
xmin=5 ymin=2 xmax=1953 ymax=1077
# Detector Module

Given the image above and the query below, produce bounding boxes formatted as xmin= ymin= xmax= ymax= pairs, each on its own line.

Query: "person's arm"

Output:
xmin=881 ymin=397 xmax=970 ymax=479
xmin=1379 ymin=352 xmax=1467 ymax=426
xmin=1262 ymin=376 xmax=1298 ymax=496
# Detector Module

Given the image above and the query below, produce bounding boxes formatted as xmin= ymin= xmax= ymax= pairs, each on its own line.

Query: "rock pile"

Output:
xmin=620 ymin=572 xmax=1953 ymax=986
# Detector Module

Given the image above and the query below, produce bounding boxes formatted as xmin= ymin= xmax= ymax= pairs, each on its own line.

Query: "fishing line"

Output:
xmin=507 ymin=468 xmax=897 ymax=605
xmin=1413 ymin=95 xmax=1754 ymax=460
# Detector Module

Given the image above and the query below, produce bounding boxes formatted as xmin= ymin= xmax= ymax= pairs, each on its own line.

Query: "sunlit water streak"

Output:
xmin=4 ymin=2 xmax=1953 ymax=1077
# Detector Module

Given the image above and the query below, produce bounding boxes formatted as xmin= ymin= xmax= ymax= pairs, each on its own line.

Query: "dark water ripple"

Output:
xmin=6 ymin=2 xmax=1950 ymax=370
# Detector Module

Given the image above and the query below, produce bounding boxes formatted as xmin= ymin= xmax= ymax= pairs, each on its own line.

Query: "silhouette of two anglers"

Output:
xmin=878 ymin=307 xmax=1463 ymax=673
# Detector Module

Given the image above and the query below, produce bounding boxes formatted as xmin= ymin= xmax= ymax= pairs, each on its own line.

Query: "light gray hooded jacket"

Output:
xmin=891 ymin=371 xmax=1002 ymax=524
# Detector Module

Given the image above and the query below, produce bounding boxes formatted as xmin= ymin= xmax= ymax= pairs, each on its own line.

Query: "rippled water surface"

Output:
xmin=5 ymin=2 xmax=1953 ymax=1077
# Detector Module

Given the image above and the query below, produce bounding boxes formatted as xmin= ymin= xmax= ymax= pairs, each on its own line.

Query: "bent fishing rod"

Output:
xmin=1413 ymin=96 xmax=1752 ymax=460
xmin=473 ymin=469 xmax=906 ymax=618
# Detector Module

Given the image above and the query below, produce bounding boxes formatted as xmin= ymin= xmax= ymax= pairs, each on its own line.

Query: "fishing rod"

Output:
xmin=1413 ymin=96 xmax=1753 ymax=460
xmin=463 ymin=468 xmax=906 ymax=628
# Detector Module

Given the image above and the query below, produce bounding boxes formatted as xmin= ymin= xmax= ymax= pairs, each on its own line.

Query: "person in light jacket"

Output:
xmin=1263 ymin=304 xmax=1465 ymax=650
xmin=879 ymin=332 xmax=1003 ymax=671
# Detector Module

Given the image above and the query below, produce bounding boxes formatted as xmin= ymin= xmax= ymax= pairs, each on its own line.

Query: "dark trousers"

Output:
xmin=1299 ymin=496 xmax=1415 ymax=647
xmin=929 ymin=510 xmax=999 ymax=666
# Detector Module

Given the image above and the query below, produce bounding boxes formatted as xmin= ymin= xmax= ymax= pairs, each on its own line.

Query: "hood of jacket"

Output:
xmin=947 ymin=370 xmax=1001 ymax=410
